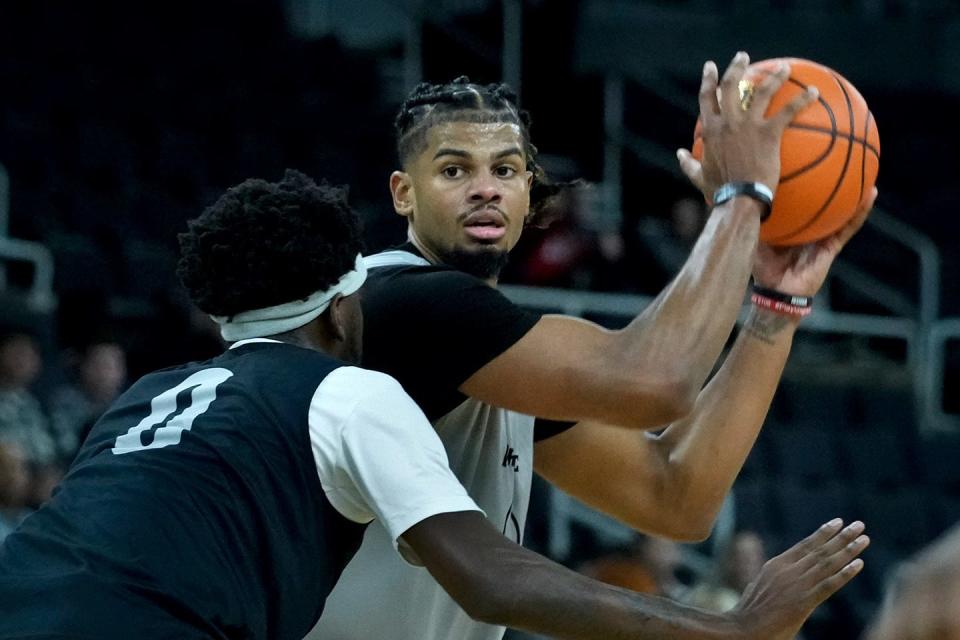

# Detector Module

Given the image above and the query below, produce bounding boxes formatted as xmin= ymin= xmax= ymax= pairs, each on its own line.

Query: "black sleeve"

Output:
xmin=533 ymin=418 xmax=577 ymax=442
xmin=361 ymin=266 xmax=541 ymax=420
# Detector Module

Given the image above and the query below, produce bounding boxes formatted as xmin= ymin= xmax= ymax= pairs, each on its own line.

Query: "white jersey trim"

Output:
xmin=363 ymin=250 xmax=431 ymax=270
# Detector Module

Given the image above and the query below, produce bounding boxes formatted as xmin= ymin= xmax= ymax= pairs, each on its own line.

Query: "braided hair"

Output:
xmin=395 ymin=77 xmax=575 ymax=223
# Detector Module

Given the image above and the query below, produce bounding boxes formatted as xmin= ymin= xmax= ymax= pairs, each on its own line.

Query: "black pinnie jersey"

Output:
xmin=0 ymin=340 xmax=477 ymax=640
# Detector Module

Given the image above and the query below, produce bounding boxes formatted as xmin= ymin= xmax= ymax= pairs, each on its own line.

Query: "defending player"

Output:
xmin=312 ymin=53 xmax=877 ymax=639
xmin=0 ymin=170 xmax=867 ymax=640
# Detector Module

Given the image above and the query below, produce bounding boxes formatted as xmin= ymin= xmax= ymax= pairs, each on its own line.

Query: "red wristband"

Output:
xmin=751 ymin=292 xmax=812 ymax=317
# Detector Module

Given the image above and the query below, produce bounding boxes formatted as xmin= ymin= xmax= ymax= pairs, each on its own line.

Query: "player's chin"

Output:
xmin=443 ymin=244 xmax=510 ymax=280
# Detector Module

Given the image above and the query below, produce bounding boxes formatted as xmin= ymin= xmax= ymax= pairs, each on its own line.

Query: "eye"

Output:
xmin=494 ymin=165 xmax=518 ymax=178
xmin=442 ymin=166 xmax=464 ymax=179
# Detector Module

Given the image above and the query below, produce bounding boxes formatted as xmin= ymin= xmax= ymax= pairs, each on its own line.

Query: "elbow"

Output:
xmin=665 ymin=516 xmax=715 ymax=543
xmin=635 ymin=377 xmax=698 ymax=426
xmin=661 ymin=365 xmax=703 ymax=418
xmin=636 ymin=511 xmax=715 ymax=544
xmin=625 ymin=458 xmax=716 ymax=543
xmin=660 ymin=380 xmax=698 ymax=422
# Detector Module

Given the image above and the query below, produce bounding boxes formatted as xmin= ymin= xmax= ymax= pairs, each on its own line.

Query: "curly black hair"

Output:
xmin=395 ymin=76 xmax=578 ymax=222
xmin=177 ymin=169 xmax=363 ymax=317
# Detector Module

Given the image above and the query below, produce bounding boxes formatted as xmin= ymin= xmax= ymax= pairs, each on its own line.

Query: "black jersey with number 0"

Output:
xmin=0 ymin=342 xmax=365 ymax=640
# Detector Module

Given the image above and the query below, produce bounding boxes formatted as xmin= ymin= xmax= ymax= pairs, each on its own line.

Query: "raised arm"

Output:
xmin=461 ymin=54 xmax=819 ymax=428
xmin=403 ymin=512 xmax=867 ymax=640
xmin=533 ymin=190 xmax=876 ymax=541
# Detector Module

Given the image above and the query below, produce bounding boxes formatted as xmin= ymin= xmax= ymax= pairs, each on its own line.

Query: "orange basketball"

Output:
xmin=692 ymin=58 xmax=880 ymax=246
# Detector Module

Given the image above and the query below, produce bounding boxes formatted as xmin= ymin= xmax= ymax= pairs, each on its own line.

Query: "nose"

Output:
xmin=468 ymin=172 xmax=501 ymax=204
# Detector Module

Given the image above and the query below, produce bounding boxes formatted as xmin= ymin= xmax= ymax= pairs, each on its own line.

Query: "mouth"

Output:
xmin=462 ymin=209 xmax=507 ymax=242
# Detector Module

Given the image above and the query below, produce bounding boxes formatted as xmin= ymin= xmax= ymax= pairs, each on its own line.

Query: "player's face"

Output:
xmin=393 ymin=121 xmax=532 ymax=280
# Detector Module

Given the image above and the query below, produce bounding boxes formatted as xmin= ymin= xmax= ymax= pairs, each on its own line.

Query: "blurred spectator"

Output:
xmin=48 ymin=340 xmax=127 ymax=463
xmin=579 ymin=535 xmax=685 ymax=599
xmin=0 ymin=441 xmax=31 ymax=541
xmin=506 ymin=183 xmax=629 ymax=291
xmin=866 ymin=523 xmax=960 ymax=640
xmin=686 ymin=531 xmax=768 ymax=613
xmin=0 ymin=332 xmax=62 ymax=508
xmin=0 ymin=332 xmax=56 ymax=467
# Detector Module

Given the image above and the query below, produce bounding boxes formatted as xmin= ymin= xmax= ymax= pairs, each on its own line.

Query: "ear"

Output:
xmin=525 ymin=170 xmax=534 ymax=188
xmin=326 ymin=294 xmax=348 ymax=344
xmin=390 ymin=171 xmax=415 ymax=219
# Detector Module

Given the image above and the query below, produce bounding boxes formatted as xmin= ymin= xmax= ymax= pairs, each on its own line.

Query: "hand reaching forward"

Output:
xmin=732 ymin=519 xmax=869 ymax=640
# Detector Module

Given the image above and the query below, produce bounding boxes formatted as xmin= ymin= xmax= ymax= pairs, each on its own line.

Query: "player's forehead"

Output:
xmin=422 ymin=121 xmax=525 ymax=160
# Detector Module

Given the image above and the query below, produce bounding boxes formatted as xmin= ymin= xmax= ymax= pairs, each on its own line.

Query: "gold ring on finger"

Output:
xmin=738 ymin=79 xmax=755 ymax=111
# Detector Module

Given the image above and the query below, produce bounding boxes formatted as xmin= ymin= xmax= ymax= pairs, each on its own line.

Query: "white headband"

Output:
xmin=211 ymin=254 xmax=367 ymax=342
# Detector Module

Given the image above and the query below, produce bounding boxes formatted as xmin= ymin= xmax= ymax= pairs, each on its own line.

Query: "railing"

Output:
xmin=924 ymin=319 xmax=960 ymax=433
xmin=0 ymin=235 xmax=56 ymax=313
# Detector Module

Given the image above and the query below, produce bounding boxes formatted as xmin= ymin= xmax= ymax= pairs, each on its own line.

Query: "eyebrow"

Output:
xmin=493 ymin=146 xmax=524 ymax=160
xmin=433 ymin=148 xmax=470 ymax=160
xmin=432 ymin=146 xmax=524 ymax=161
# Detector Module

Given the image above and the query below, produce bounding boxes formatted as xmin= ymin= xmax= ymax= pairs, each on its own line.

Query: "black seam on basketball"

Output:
xmin=786 ymin=123 xmax=880 ymax=157
xmin=770 ymin=73 xmax=856 ymax=243
xmin=780 ymin=83 xmax=838 ymax=183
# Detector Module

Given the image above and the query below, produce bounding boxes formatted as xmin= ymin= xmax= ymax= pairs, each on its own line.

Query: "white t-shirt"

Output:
xmin=310 ymin=398 xmax=535 ymax=640
xmin=307 ymin=364 xmax=483 ymax=552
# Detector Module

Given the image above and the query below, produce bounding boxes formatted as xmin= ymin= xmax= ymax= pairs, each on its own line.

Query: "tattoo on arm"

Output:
xmin=743 ymin=310 xmax=793 ymax=345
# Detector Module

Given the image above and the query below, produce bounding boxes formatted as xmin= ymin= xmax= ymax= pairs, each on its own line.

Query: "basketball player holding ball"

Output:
xmin=311 ymin=52 xmax=877 ymax=640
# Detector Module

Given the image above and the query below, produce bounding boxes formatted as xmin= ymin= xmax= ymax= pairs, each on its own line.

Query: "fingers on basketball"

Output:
xmin=773 ymin=85 xmax=820 ymax=129
xmin=750 ymin=62 xmax=791 ymax=119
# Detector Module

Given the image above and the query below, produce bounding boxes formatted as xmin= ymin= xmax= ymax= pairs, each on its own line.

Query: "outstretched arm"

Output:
xmin=403 ymin=512 xmax=868 ymax=640
xmin=461 ymin=54 xmax=818 ymax=428
xmin=534 ymin=190 xmax=876 ymax=541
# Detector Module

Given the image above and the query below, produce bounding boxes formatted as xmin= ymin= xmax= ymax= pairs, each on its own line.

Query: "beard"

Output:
xmin=439 ymin=244 xmax=510 ymax=280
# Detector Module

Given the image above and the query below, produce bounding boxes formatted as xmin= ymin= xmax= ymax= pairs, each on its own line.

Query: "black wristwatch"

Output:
xmin=713 ymin=182 xmax=774 ymax=221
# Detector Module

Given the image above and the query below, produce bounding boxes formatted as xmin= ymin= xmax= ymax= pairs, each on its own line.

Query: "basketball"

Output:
xmin=692 ymin=58 xmax=880 ymax=246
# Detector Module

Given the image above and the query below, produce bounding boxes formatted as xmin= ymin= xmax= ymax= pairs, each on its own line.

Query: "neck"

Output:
xmin=407 ymin=229 xmax=442 ymax=265
xmin=266 ymin=326 xmax=342 ymax=359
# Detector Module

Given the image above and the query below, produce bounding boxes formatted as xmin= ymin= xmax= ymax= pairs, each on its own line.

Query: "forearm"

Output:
xmin=475 ymin=542 xmax=741 ymax=640
xmin=655 ymin=306 xmax=798 ymax=530
xmin=408 ymin=513 xmax=742 ymax=640
xmin=615 ymin=198 xmax=762 ymax=408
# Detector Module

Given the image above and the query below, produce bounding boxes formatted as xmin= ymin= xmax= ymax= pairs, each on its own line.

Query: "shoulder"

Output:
xmin=314 ymin=366 xmax=408 ymax=405
xmin=310 ymin=367 xmax=418 ymax=426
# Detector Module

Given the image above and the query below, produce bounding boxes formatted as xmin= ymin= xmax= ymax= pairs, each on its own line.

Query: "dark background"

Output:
xmin=1 ymin=1 xmax=959 ymax=637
